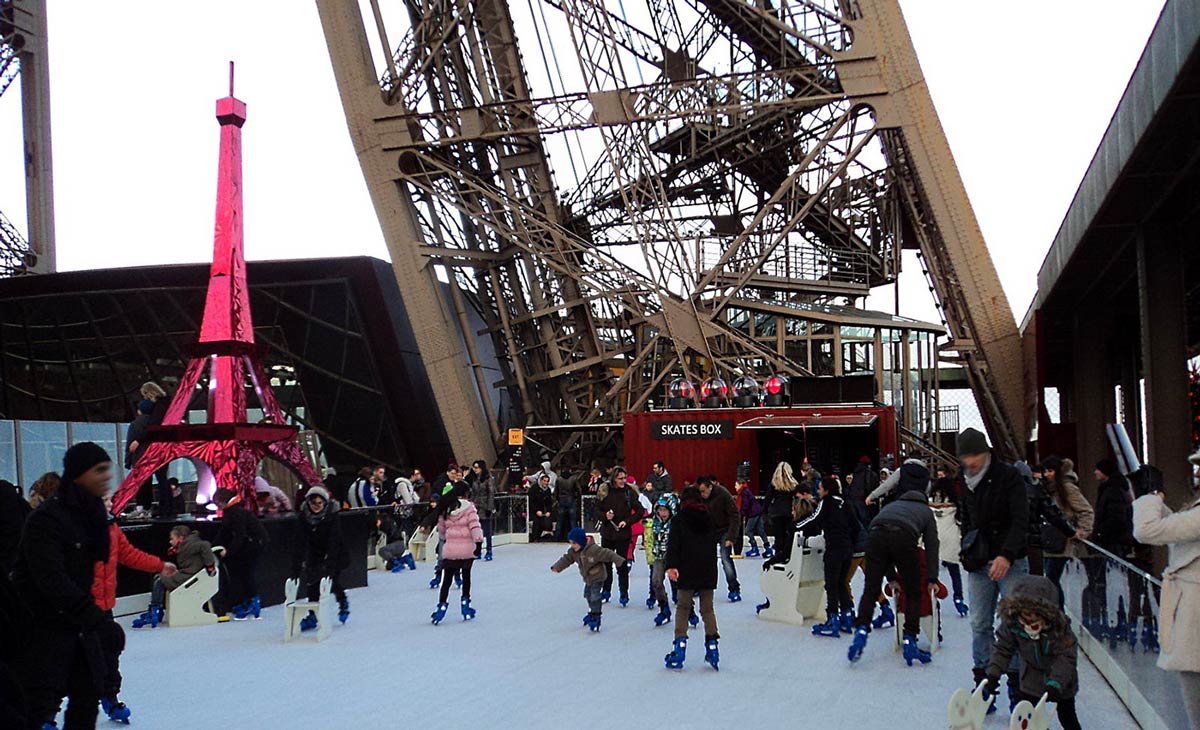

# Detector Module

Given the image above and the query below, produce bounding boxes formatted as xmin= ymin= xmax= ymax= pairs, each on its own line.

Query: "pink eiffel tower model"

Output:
xmin=111 ymin=64 xmax=323 ymax=515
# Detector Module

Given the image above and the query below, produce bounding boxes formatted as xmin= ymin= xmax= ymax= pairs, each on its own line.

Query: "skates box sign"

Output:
xmin=651 ymin=420 xmax=734 ymax=440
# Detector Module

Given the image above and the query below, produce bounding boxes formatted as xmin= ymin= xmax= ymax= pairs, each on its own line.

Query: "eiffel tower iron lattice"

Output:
xmin=316 ymin=0 xmax=1024 ymax=460
xmin=111 ymin=65 xmax=324 ymax=515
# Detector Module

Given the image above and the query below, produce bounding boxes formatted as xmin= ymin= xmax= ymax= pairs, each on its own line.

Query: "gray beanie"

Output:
xmin=956 ymin=428 xmax=990 ymax=457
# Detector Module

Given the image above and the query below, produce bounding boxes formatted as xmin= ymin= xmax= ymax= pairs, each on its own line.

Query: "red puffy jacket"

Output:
xmin=92 ymin=522 xmax=164 ymax=611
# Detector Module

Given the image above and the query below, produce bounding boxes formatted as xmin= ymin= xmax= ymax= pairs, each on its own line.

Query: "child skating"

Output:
xmin=550 ymin=527 xmax=625 ymax=631
xmin=649 ymin=493 xmax=679 ymax=626
xmin=664 ymin=487 xmax=721 ymax=670
xmin=431 ymin=483 xmax=484 ymax=625
xmin=131 ymin=526 xmax=216 ymax=629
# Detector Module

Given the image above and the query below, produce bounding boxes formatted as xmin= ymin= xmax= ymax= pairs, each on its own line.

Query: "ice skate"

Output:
xmin=755 ymin=598 xmax=770 ymax=615
xmin=1142 ymin=616 xmax=1160 ymax=652
xmin=231 ymin=600 xmax=250 ymax=620
xmin=429 ymin=571 xmax=441 ymax=589
xmin=338 ymin=597 xmax=350 ymax=624
xmin=584 ymin=612 xmax=602 ymax=632
xmin=704 ymin=636 xmax=720 ymax=670
xmin=872 ymin=600 xmax=895 ymax=629
xmin=745 ymin=546 xmax=760 ymax=558
xmin=131 ymin=604 xmax=163 ymax=629
xmin=646 ymin=594 xmax=656 ymax=609
xmin=664 ymin=637 xmax=687 ymax=669
xmin=619 ymin=593 xmax=629 ymax=607
xmin=902 ymin=633 xmax=932 ymax=666
xmin=653 ymin=603 xmax=672 ymax=627
xmin=600 ymin=589 xmax=611 ymax=603
xmin=811 ymin=618 xmax=841 ymax=637
xmin=101 ymin=696 xmax=131 ymax=724
xmin=727 ymin=590 xmax=741 ymax=603
xmin=847 ymin=625 xmax=869 ymax=663
xmin=483 ymin=550 xmax=493 ymax=561
xmin=431 ymin=602 xmax=449 ymax=625
xmin=838 ymin=608 xmax=855 ymax=633
xmin=762 ymin=544 xmax=774 ymax=560
xmin=953 ymin=595 xmax=969 ymax=617
xmin=688 ymin=607 xmax=699 ymax=627
xmin=461 ymin=597 xmax=476 ymax=621
xmin=299 ymin=610 xmax=318 ymax=632
xmin=454 ymin=574 xmax=462 ymax=588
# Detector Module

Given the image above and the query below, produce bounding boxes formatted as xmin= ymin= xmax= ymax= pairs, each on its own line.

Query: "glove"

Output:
xmin=474 ymin=542 xmax=482 ymax=558
xmin=982 ymin=675 xmax=1000 ymax=698
xmin=762 ymin=559 xmax=775 ymax=572
xmin=1045 ymin=685 xmax=1062 ymax=703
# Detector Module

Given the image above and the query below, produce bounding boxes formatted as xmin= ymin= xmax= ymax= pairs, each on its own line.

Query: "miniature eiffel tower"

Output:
xmin=112 ymin=64 xmax=322 ymax=515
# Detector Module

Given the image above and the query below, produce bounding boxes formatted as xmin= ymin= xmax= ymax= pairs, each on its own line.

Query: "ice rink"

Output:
xmin=116 ymin=544 xmax=1137 ymax=729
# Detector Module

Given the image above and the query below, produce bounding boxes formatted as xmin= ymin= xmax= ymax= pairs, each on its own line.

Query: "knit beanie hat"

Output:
xmin=63 ymin=442 xmax=112 ymax=484
xmin=1095 ymin=458 xmax=1119 ymax=478
xmin=956 ymin=428 xmax=989 ymax=457
xmin=567 ymin=527 xmax=588 ymax=548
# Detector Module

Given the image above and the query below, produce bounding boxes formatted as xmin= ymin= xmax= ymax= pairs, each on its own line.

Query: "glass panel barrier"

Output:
xmin=0 ymin=420 xmax=16 ymax=484
xmin=18 ymin=421 xmax=67 ymax=487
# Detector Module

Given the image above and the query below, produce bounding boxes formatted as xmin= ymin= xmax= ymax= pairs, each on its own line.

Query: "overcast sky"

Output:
xmin=0 ymin=1 xmax=1165 ymax=325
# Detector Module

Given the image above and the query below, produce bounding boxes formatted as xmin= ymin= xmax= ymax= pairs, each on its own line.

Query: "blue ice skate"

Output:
xmin=101 ymin=696 xmax=131 ymax=724
xmin=745 ymin=546 xmax=760 ymax=558
xmin=584 ymin=612 xmax=602 ymax=632
xmin=872 ymin=601 xmax=895 ymax=629
xmin=131 ymin=604 xmax=163 ymax=629
xmin=847 ymin=626 xmax=869 ymax=663
xmin=811 ymin=618 xmax=841 ymax=637
xmin=483 ymin=550 xmax=493 ymax=561
xmin=838 ymin=608 xmax=855 ymax=633
xmin=653 ymin=604 xmax=672 ymax=627
xmin=953 ymin=595 xmax=969 ymax=617
xmin=431 ymin=602 xmax=449 ymax=625
xmin=338 ymin=598 xmax=350 ymax=624
xmin=688 ymin=607 xmax=699 ymax=627
xmin=600 ymin=589 xmax=611 ymax=603
xmin=755 ymin=598 xmax=770 ymax=615
xmin=665 ymin=637 xmax=687 ymax=669
xmin=461 ymin=597 xmax=476 ymax=621
xmin=704 ymin=637 xmax=720 ymax=670
xmin=619 ymin=593 xmax=629 ymax=607
xmin=299 ymin=610 xmax=318 ymax=632
xmin=429 ymin=571 xmax=441 ymax=589
xmin=762 ymin=544 xmax=774 ymax=560
xmin=902 ymin=633 xmax=931 ymax=666
xmin=727 ymin=590 xmax=742 ymax=603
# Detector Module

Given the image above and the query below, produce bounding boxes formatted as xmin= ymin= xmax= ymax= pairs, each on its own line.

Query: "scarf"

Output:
xmin=963 ymin=454 xmax=991 ymax=493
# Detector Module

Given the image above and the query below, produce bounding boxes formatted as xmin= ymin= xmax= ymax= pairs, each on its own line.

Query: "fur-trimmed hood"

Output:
xmin=998 ymin=575 xmax=1067 ymax=635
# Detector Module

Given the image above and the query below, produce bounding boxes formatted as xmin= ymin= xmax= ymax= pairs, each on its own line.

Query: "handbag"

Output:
xmin=959 ymin=529 xmax=990 ymax=572
xmin=1040 ymin=522 xmax=1069 ymax=554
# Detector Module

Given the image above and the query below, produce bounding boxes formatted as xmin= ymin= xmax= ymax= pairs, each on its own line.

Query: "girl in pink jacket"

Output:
xmin=432 ymin=484 xmax=484 ymax=624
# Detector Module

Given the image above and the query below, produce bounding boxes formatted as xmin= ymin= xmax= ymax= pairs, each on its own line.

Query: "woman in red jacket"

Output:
xmin=90 ymin=496 xmax=177 ymax=724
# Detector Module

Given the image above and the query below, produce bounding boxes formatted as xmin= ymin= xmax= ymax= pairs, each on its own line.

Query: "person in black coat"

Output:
xmin=0 ymin=479 xmax=31 ymax=572
xmin=1013 ymin=461 xmax=1074 ymax=576
xmin=698 ymin=475 xmax=742 ymax=600
xmin=291 ymin=486 xmax=350 ymax=624
xmin=664 ymin=487 xmax=720 ymax=669
xmin=797 ymin=477 xmax=863 ymax=635
xmin=596 ymin=467 xmax=643 ymax=604
xmin=528 ymin=474 xmax=554 ymax=542
xmin=214 ymin=488 xmax=270 ymax=619
xmin=11 ymin=442 xmax=114 ymax=730
xmin=1 ymin=570 xmax=32 ymax=728
xmin=764 ymin=461 xmax=801 ymax=562
xmin=1082 ymin=458 xmax=1135 ymax=632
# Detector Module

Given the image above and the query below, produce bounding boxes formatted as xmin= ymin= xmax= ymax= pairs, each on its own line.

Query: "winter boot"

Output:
xmin=101 ymin=696 xmax=131 ymax=724
xmin=483 ymin=550 xmax=493 ymax=561
xmin=704 ymin=636 xmax=720 ymax=670
xmin=688 ymin=607 xmax=699 ymax=627
xmin=600 ymin=589 xmax=611 ymax=603
xmin=745 ymin=546 xmax=760 ymax=558
xmin=953 ymin=595 xmax=969 ymax=617
xmin=619 ymin=593 xmax=629 ymax=607
xmin=299 ymin=610 xmax=318 ymax=632
xmin=872 ymin=600 xmax=896 ymax=629
xmin=431 ymin=602 xmax=449 ymax=625
xmin=338 ymin=597 xmax=350 ymax=624
xmin=654 ymin=603 xmax=672 ymax=627
xmin=664 ymin=637 xmax=687 ymax=669
xmin=1006 ymin=672 xmax=1020 ymax=712
xmin=847 ymin=625 xmax=869 ymax=663
xmin=131 ymin=604 xmax=164 ymax=629
xmin=838 ymin=608 xmax=855 ymax=634
xmin=762 ymin=544 xmax=774 ymax=560
xmin=727 ymin=590 xmax=742 ymax=603
xmin=755 ymin=598 xmax=770 ymax=615
xmin=811 ymin=617 xmax=842 ymax=637
xmin=461 ymin=597 xmax=476 ymax=621
xmin=902 ymin=633 xmax=932 ymax=666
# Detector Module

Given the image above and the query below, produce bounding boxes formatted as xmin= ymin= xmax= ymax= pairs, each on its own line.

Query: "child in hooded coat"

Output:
xmin=551 ymin=527 xmax=625 ymax=630
xmin=664 ymin=487 xmax=721 ymax=670
xmin=648 ymin=493 xmax=680 ymax=625
xmin=291 ymin=486 xmax=351 ymax=629
xmin=432 ymin=484 xmax=484 ymax=623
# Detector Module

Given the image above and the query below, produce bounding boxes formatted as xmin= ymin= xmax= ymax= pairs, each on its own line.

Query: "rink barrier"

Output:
xmin=1060 ymin=539 xmax=1183 ymax=730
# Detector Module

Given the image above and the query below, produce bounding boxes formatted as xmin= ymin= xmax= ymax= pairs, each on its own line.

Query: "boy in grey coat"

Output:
xmin=551 ymin=527 xmax=625 ymax=631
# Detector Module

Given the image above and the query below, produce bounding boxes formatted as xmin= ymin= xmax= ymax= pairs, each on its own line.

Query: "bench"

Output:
xmin=283 ymin=576 xmax=335 ymax=642
xmin=407 ymin=527 xmax=440 ymax=562
xmin=756 ymin=533 xmax=826 ymax=626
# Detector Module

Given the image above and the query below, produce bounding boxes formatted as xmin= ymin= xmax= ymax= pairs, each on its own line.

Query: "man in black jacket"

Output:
xmin=697 ymin=475 xmax=742 ymax=602
xmin=597 ymin=467 xmax=641 ymax=605
xmin=956 ymin=427 xmax=1030 ymax=690
xmin=12 ymin=442 xmax=114 ymax=730
xmin=215 ymin=488 xmax=270 ymax=620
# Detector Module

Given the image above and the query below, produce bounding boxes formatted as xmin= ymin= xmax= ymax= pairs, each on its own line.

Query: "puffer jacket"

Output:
xmin=470 ymin=473 xmax=496 ymax=515
xmin=739 ymin=487 xmax=763 ymax=518
xmin=552 ymin=538 xmax=625 ymax=584
xmin=92 ymin=521 xmax=164 ymax=612
xmin=437 ymin=499 xmax=484 ymax=560
xmin=665 ymin=500 xmax=717 ymax=591
xmin=651 ymin=493 xmax=679 ymax=561
xmin=986 ymin=576 xmax=1078 ymax=699
xmin=1133 ymin=493 xmax=1200 ymax=672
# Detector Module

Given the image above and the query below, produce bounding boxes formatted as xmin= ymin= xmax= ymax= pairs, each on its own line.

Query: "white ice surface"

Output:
xmin=117 ymin=544 xmax=1138 ymax=730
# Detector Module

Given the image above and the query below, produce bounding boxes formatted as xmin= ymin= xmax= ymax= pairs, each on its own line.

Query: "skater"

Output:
xmin=664 ymin=487 xmax=721 ymax=670
xmin=1040 ymin=456 xmax=1093 ymax=608
xmin=738 ymin=479 xmax=767 ymax=558
xmin=983 ymin=575 xmax=1082 ymax=730
xmin=551 ymin=527 xmax=626 ymax=631
xmin=11 ymin=443 xmax=113 ymax=730
xmin=848 ymin=455 xmax=879 ymax=525
xmin=377 ymin=512 xmax=416 ymax=572
xmin=528 ymin=474 xmax=554 ymax=542
xmin=554 ymin=468 xmax=581 ymax=542
xmin=846 ymin=489 xmax=939 ymax=665
xmin=1132 ymin=453 xmax=1200 ymax=727
xmin=797 ymin=477 xmax=862 ymax=636
xmin=929 ymin=476 xmax=969 ymax=617
xmin=596 ymin=467 xmax=643 ymax=606
xmin=647 ymin=493 xmax=680 ymax=626
xmin=132 ymin=525 xmax=216 ymax=629
xmin=290 ymin=486 xmax=351 ymax=632
xmin=645 ymin=460 xmax=672 ymax=502
xmin=431 ymin=484 xmax=484 ymax=624
xmin=92 ymin=494 xmax=176 ymax=724
xmin=468 ymin=460 xmax=496 ymax=559
xmin=697 ymin=475 xmax=741 ymax=602
xmin=955 ymin=427 xmax=1029 ymax=691
xmin=764 ymin=461 xmax=800 ymax=563
xmin=214 ymin=487 xmax=269 ymax=620
xmin=865 ymin=457 xmax=930 ymax=508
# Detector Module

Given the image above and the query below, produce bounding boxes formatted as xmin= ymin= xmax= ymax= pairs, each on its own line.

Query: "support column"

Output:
xmin=1138 ymin=230 xmax=1191 ymax=505
xmin=19 ymin=0 xmax=56 ymax=272
xmin=1071 ymin=306 xmax=1114 ymax=504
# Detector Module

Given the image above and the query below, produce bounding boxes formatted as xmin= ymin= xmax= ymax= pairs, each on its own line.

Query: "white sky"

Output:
xmin=0 ymin=0 xmax=1165 ymax=326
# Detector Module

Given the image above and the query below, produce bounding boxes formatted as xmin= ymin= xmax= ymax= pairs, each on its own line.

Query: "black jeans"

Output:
xmin=768 ymin=515 xmax=793 ymax=563
xmin=98 ymin=613 xmax=124 ymax=698
xmin=224 ymin=545 xmax=261 ymax=607
xmin=480 ymin=515 xmax=493 ymax=552
xmin=824 ymin=551 xmax=854 ymax=615
xmin=19 ymin=625 xmax=101 ymax=730
xmin=1019 ymin=693 xmax=1080 ymax=730
xmin=439 ymin=558 xmax=473 ymax=603
xmin=1044 ymin=555 xmax=1068 ymax=608
xmin=555 ymin=505 xmax=577 ymax=541
xmin=602 ymin=538 xmax=631 ymax=597
xmin=854 ymin=525 xmax=922 ymax=637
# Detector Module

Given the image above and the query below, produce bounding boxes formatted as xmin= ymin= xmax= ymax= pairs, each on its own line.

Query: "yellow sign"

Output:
xmin=508 ymin=428 xmax=525 ymax=446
